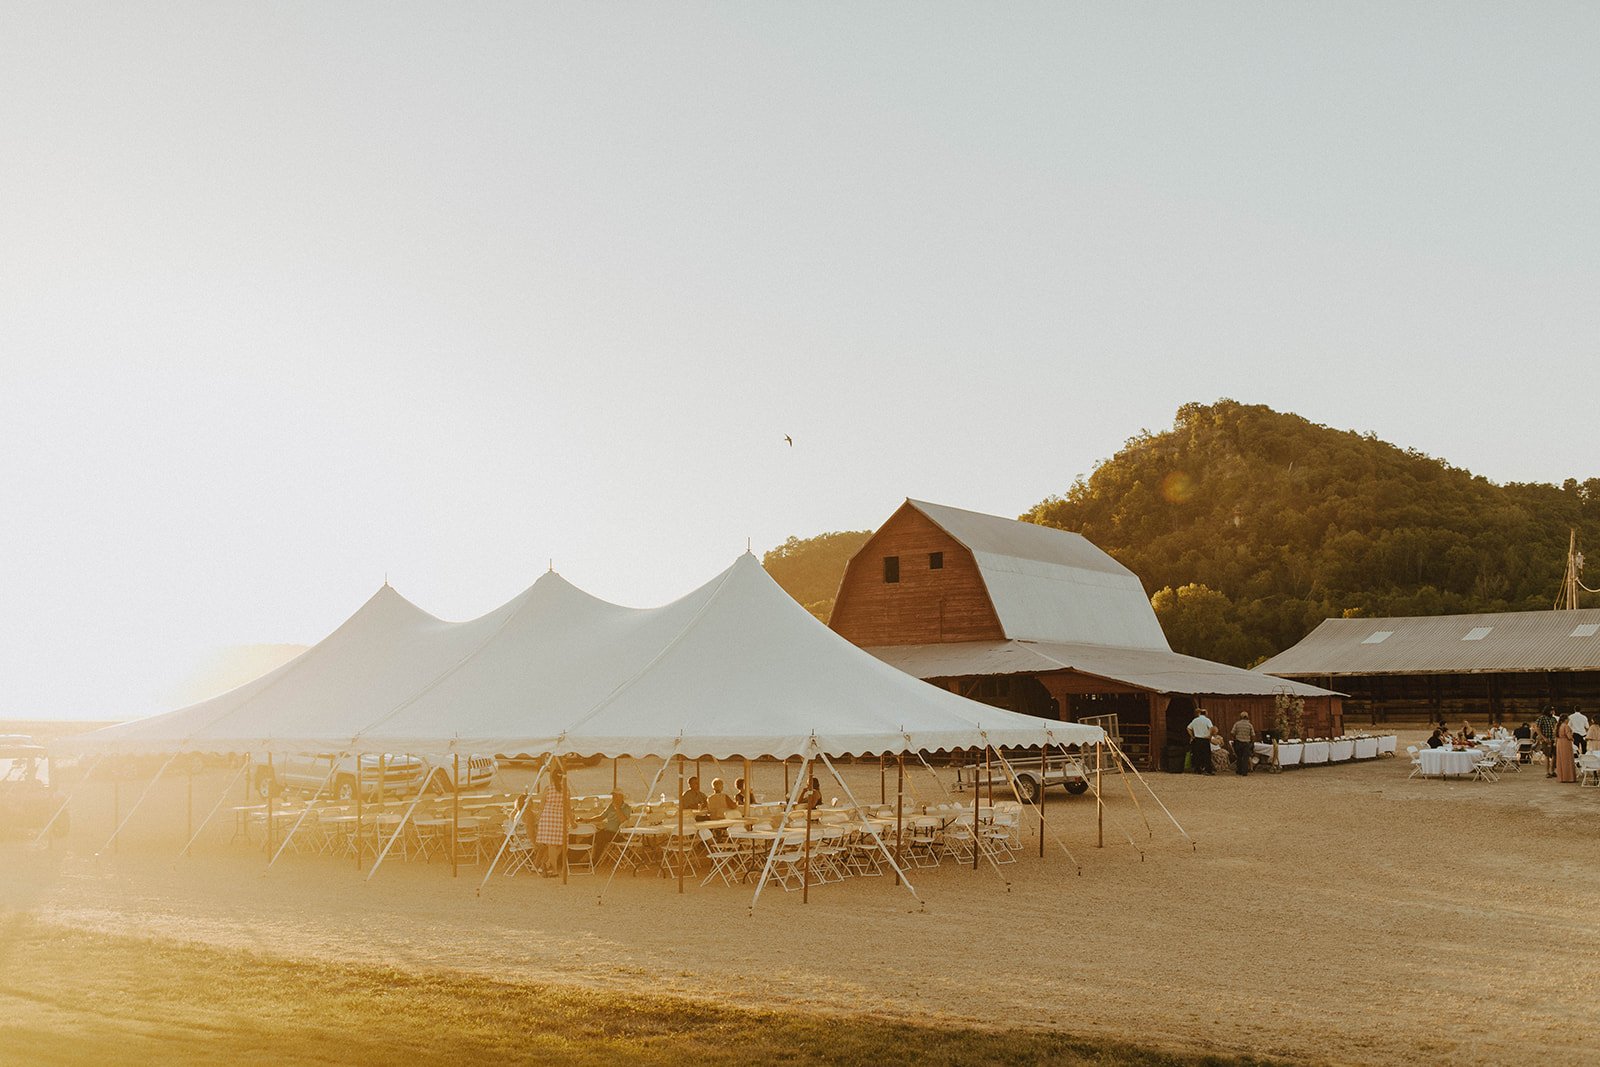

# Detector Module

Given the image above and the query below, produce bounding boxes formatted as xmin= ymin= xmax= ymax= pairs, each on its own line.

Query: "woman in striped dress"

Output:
xmin=535 ymin=766 xmax=572 ymax=876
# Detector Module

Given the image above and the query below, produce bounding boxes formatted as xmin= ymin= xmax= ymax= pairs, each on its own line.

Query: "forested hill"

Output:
xmin=766 ymin=400 xmax=1600 ymax=667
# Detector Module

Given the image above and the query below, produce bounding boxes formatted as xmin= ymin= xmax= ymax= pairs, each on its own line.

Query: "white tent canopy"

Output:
xmin=66 ymin=554 xmax=1103 ymax=761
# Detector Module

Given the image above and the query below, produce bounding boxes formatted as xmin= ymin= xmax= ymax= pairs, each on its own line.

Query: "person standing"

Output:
xmin=1535 ymin=706 xmax=1561 ymax=777
xmin=1556 ymin=715 xmax=1578 ymax=783
xmin=1230 ymin=712 xmax=1256 ymax=776
xmin=1187 ymin=709 xmax=1216 ymax=775
xmin=534 ymin=766 xmax=573 ymax=877
xmin=1570 ymin=706 xmax=1590 ymax=755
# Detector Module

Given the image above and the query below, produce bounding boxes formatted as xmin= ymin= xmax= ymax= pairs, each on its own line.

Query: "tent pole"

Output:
xmin=452 ymin=754 xmax=460 ymax=879
xmin=879 ymin=756 xmax=885 ymax=805
xmin=180 ymin=758 xmax=251 ymax=857
xmin=598 ymin=752 xmax=670 ymax=905
xmin=267 ymin=756 xmax=343 ymax=869
xmin=559 ymin=755 xmax=570 ymax=886
xmin=33 ymin=754 xmax=106 ymax=844
xmin=354 ymin=753 xmax=363 ymax=871
xmin=784 ymin=757 xmax=790 ymax=796
xmin=986 ymin=744 xmax=993 ymax=808
xmin=971 ymin=748 xmax=980 ymax=872
xmin=742 ymin=758 xmax=751 ymax=819
xmin=748 ymin=752 xmax=809 ymax=913
xmin=264 ymin=753 xmax=274 ymax=858
xmin=612 ymin=757 xmax=618 ymax=794
xmin=818 ymin=751 xmax=920 ymax=907
xmin=677 ymin=755 xmax=685 ymax=894
xmin=1096 ymin=743 xmax=1104 ymax=848
xmin=895 ymin=754 xmax=904 ymax=887
xmin=801 ymin=756 xmax=812 ymax=904
xmin=1038 ymin=737 xmax=1046 ymax=859
xmin=1106 ymin=737 xmax=1194 ymax=849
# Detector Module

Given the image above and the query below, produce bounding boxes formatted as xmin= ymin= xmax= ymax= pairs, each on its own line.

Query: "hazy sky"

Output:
xmin=3 ymin=3 xmax=1597 ymax=719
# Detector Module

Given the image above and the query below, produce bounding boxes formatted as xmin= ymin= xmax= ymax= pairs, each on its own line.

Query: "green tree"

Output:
xmin=762 ymin=530 xmax=872 ymax=621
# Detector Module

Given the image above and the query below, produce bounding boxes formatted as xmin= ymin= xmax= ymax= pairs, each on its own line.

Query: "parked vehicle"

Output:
xmin=249 ymin=752 xmax=496 ymax=801
xmin=954 ymin=749 xmax=1090 ymax=803
xmin=0 ymin=737 xmax=63 ymax=837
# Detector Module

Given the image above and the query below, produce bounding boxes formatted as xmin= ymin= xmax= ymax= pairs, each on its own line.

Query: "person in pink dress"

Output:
xmin=534 ymin=765 xmax=573 ymax=875
xmin=1555 ymin=718 xmax=1578 ymax=784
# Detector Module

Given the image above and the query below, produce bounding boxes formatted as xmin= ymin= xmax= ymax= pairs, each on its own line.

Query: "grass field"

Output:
xmin=0 ymin=917 xmax=1267 ymax=1066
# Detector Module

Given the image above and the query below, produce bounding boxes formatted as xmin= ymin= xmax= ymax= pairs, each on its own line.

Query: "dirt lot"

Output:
xmin=4 ymin=736 xmax=1597 ymax=1065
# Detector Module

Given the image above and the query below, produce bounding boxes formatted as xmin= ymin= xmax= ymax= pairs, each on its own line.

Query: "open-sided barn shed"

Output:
xmin=1258 ymin=609 xmax=1600 ymax=725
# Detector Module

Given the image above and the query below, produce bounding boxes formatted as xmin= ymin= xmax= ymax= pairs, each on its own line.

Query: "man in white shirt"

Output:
xmin=1187 ymin=710 xmax=1216 ymax=775
xmin=1570 ymin=707 xmax=1590 ymax=754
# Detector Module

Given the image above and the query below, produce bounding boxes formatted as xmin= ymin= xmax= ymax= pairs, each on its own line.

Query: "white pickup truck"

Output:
xmin=250 ymin=752 xmax=497 ymax=801
xmin=954 ymin=751 xmax=1090 ymax=803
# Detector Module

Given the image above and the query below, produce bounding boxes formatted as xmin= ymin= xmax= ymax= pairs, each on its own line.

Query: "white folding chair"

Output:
xmin=1406 ymin=746 xmax=1424 ymax=780
xmin=566 ymin=824 xmax=596 ymax=874
xmin=501 ymin=817 xmax=535 ymax=876
xmin=697 ymin=828 xmax=743 ymax=886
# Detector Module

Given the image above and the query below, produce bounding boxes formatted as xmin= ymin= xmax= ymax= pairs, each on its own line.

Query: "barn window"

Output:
xmin=929 ymin=551 xmax=943 ymax=570
xmin=883 ymin=556 xmax=900 ymax=583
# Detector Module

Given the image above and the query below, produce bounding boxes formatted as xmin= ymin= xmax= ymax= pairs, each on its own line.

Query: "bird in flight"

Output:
xmin=783 ymin=434 xmax=793 ymax=447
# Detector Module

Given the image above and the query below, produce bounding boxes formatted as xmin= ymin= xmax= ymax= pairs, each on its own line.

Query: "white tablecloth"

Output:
xmin=1377 ymin=735 xmax=1397 ymax=756
xmin=1302 ymin=741 xmax=1330 ymax=765
xmin=1354 ymin=737 xmax=1380 ymax=759
xmin=1419 ymin=748 xmax=1477 ymax=777
xmin=1329 ymin=739 xmax=1355 ymax=761
xmin=1275 ymin=742 xmax=1303 ymax=767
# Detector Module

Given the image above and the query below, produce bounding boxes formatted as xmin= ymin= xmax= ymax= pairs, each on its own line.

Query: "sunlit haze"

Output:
xmin=4 ymin=3 xmax=1596 ymax=719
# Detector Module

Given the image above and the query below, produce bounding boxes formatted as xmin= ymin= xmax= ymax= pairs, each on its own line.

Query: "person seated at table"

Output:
xmin=733 ymin=776 xmax=755 ymax=806
xmin=594 ymin=789 xmax=630 ymax=855
xmin=704 ymin=778 xmax=737 ymax=818
xmin=679 ymin=775 xmax=708 ymax=811
xmin=800 ymin=775 xmax=822 ymax=811
xmin=1426 ymin=728 xmax=1447 ymax=749
xmin=1514 ymin=721 xmax=1534 ymax=762
xmin=1459 ymin=721 xmax=1476 ymax=743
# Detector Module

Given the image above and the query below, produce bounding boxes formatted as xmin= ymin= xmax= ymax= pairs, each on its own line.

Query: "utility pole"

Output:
xmin=1558 ymin=528 xmax=1583 ymax=610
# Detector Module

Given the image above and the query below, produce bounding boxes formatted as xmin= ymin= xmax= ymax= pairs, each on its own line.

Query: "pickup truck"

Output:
xmin=249 ymin=752 xmax=497 ymax=801
xmin=953 ymin=750 xmax=1090 ymax=803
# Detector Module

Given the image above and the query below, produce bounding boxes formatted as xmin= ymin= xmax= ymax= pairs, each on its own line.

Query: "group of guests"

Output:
xmin=1186 ymin=709 xmax=1259 ymax=776
xmin=521 ymin=771 xmax=786 ymax=876
xmin=1425 ymin=707 xmax=1593 ymax=783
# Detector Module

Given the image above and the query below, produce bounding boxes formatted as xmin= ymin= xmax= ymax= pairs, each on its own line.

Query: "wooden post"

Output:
xmin=451 ymin=754 xmax=460 ymax=879
xmin=264 ymin=753 xmax=274 ymax=857
xmin=802 ymin=757 xmax=812 ymax=904
xmin=612 ymin=757 xmax=618 ymax=794
xmin=971 ymin=749 xmax=980 ymax=871
xmin=742 ymin=758 xmax=751 ymax=819
xmin=676 ymin=755 xmax=685 ymax=894
xmin=354 ymin=753 xmax=363 ymax=871
xmin=879 ymin=756 xmax=886 ymax=805
xmin=894 ymin=754 xmax=904 ymax=886
xmin=1096 ymin=742 xmax=1104 ymax=848
xmin=561 ymin=756 xmax=571 ymax=886
xmin=985 ymin=744 xmax=993 ymax=808
xmin=1038 ymin=741 xmax=1046 ymax=859
xmin=784 ymin=757 xmax=790 ymax=796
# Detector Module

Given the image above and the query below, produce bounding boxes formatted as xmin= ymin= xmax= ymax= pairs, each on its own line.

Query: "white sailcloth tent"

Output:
xmin=67 ymin=554 xmax=1103 ymax=761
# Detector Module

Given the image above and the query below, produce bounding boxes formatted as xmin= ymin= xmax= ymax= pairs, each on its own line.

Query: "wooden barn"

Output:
xmin=1258 ymin=609 xmax=1600 ymax=726
xmin=829 ymin=499 xmax=1341 ymax=770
